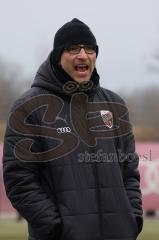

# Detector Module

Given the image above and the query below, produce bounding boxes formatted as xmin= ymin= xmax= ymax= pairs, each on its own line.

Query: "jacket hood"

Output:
xmin=31 ymin=52 xmax=100 ymax=96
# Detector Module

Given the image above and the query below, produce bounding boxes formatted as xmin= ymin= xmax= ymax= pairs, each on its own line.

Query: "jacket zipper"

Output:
xmin=92 ymin=157 xmax=104 ymax=240
xmin=87 ymin=93 xmax=104 ymax=240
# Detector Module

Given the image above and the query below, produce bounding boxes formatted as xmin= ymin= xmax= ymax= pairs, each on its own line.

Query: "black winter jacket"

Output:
xmin=3 ymin=52 xmax=143 ymax=240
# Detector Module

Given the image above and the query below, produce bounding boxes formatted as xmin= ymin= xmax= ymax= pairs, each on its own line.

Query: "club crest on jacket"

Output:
xmin=100 ymin=110 xmax=113 ymax=128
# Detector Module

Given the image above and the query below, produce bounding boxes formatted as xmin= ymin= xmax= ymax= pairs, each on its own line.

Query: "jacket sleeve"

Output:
xmin=102 ymin=87 xmax=143 ymax=234
xmin=117 ymin=110 xmax=143 ymax=235
xmin=3 ymin=103 xmax=62 ymax=240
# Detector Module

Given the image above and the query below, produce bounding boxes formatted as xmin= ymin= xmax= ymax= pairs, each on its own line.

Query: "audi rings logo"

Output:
xmin=139 ymin=159 xmax=159 ymax=195
xmin=57 ymin=127 xmax=72 ymax=134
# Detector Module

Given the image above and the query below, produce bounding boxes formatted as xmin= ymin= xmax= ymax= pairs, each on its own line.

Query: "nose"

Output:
xmin=77 ymin=48 xmax=88 ymax=58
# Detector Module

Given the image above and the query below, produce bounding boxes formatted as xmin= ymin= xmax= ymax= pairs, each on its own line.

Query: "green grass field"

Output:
xmin=0 ymin=219 xmax=27 ymax=240
xmin=0 ymin=218 xmax=158 ymax=240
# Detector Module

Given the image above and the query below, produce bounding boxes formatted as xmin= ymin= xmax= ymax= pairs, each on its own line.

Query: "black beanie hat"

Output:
xmin=52 ymin=18 xmax=98 ymax=65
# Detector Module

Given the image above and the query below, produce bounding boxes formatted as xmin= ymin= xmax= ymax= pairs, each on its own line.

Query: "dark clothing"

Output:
xmin=3 ymin=52 xmax=143 ymax=240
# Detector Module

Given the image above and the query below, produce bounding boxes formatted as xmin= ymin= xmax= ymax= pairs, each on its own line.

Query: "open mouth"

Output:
xmin=75 ymin=64 xmax=89 ymax=72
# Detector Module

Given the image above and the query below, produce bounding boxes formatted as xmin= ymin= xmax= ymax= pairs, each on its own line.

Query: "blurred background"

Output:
xmin=0 ymin=0 xmax=159 ymax=239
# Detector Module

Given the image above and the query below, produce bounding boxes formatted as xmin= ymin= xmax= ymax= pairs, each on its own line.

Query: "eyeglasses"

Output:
xmin=65 ymin=45 xmax=96 ymax=55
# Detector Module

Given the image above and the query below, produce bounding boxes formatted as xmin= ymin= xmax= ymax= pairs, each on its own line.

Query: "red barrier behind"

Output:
xmin=136 ymin=142 xmax=159 ymax=211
